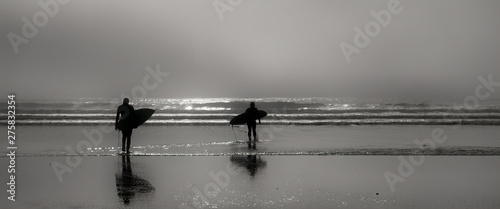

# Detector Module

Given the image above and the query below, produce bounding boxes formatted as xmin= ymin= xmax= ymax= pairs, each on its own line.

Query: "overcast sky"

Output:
xmin=1 ymin=0 xmax=499 ymax=100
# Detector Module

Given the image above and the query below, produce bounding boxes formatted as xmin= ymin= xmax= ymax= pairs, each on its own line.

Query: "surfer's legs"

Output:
xmin=121 ymin=132 xmax=127 ymax=152
xmin=122 ymin=129 xmax=133 ymax=153
xmin=247 ymin=123 xmax=252 ymax=140
xmin=247 ymin=122 xmax=257 ymax=141
xmin=251 ymin=123 xmax=257 ymax=140
xmin=126 ymin=129 xmax=132 ymax=152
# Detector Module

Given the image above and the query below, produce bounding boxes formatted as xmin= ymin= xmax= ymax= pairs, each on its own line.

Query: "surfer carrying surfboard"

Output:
xmin=115 ymin=98 xmax=135 ymax=153
xmin=245 ymin=102 xmax=261 ymax=142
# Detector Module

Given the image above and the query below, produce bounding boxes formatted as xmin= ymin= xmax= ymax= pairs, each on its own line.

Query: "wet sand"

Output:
xmin=1 ymin=125 xmax=499 ymax=208
xmin=1 ymin=155 xmax=499 ymax=208
xmin=1 ymin=125 xmax=499 ymax=156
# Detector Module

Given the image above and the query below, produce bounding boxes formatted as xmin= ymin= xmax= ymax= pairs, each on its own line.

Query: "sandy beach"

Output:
xmin=1 ymin=155 xmax=499 ymax=208
xmin=1 ymin=125 xmax=499 ymax=208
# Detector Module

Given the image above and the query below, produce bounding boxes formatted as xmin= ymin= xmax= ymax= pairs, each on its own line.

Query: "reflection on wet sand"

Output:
xmin=115 ymin=155 xmax=155 ymax=205
xmin=230 ymin=155 xmax=267 ymax=178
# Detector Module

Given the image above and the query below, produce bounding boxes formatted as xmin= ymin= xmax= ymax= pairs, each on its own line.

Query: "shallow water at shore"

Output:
xmin=0 ymin=125 xmax=499 ymax=156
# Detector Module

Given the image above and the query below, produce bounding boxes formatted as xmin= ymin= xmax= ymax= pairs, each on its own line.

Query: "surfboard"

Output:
xmin=132 ymin=108 xmax=155 ymax=128
xmin=230 ymin=110 xmax=267 ymax=125
xmin=118 ymin=108 xmax=155 ymax=129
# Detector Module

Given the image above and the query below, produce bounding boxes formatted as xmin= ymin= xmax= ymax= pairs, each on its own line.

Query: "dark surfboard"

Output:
xmin=230 ymin=110 xmax=267 ymax=125
xmin=118 ymin=108 xmax=155 ymax=129
xmin=133 ymin=108 xmax=155 ymax=127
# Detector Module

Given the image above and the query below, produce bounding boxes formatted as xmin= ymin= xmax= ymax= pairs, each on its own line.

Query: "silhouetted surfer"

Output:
xmin=115 ymin=98 xmax=135 ymax=154
xmin=245 ymin=102 xmax=261 ymax=144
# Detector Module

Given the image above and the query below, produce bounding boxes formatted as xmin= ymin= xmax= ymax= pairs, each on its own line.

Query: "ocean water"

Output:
xmin=1 ymin=97 xmax=500 ymax=125
xmin=1 ymin=98 xmax=499 ymax=157
xmin=1 ymin=99 xmax=500 ymax=209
